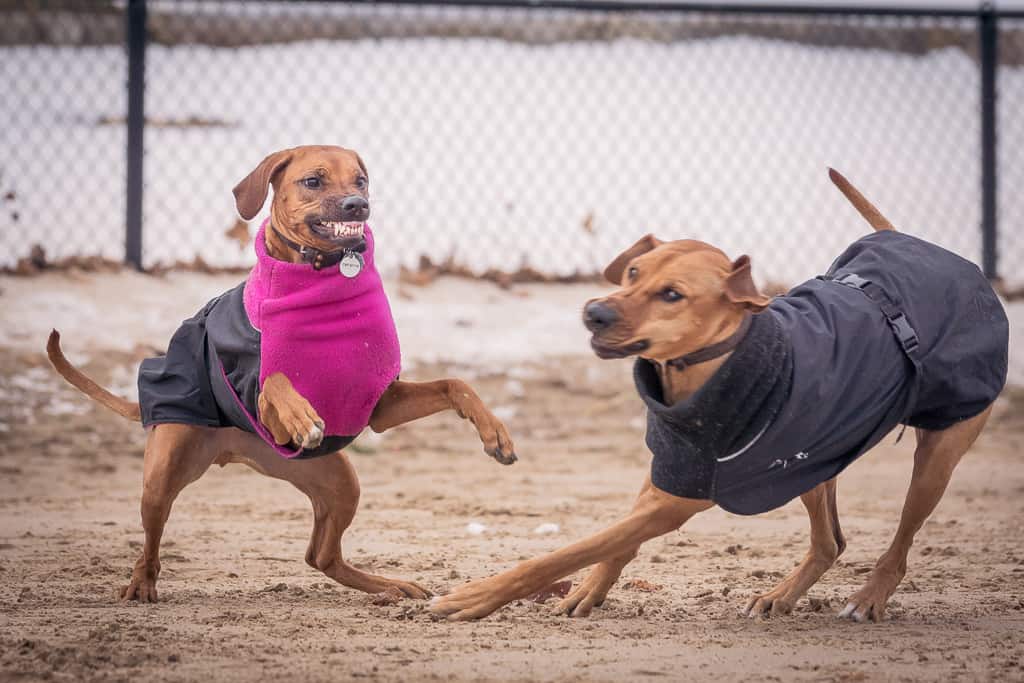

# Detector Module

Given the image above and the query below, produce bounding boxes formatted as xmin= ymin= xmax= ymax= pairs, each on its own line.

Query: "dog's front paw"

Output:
xmin=553 ymin=565 xmax=621 ymax=617
xmin=477 ymin=413 xmax=517 ymax=465
xmin=429 ymin=575 xmax=515 ymax=621
xmin=447 ymin=380 xmax=517 ymax=465
xmin=297 ymin=420 xmax=325 ymax=449
xmin=266 ymin=404 xmax=325 ymax=450
xmin=489 ymin=441 xmax=517 ymax=466
xmin=258 ymin=373 xmax=326 ymax=450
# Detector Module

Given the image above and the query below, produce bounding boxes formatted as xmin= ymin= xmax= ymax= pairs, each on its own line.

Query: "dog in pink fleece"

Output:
xmin=244 ymin=219 xmax=400 ymax=450
xmin=132 ymin=217 xmax=400 ymax=459
xmin=47 ymin=146 xmax=515 ymax=604
xmin=241 ymin=219 xmax=401 ymax=456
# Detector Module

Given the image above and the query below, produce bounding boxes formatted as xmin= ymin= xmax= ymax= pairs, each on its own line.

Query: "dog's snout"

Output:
xmin=341 ymin=195 xmax=369 ymax=219
xmin=584 ymin=301 xmax=620 ymax=332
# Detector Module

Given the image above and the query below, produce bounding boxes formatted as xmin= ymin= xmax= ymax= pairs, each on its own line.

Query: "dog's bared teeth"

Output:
xmin=340 ymin=221 xmax=365 ymax=237
xmin=318 ymin=220 xmax=364 ymax=238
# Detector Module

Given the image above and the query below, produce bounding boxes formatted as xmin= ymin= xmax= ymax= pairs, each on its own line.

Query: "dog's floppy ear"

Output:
xmin=724 ymin=255 xmax=772 ymax=310
xmin=354 ymin=152 xmax=369 ymax=181
xmin=233 ymin=149 xmax=294 ymax=220
xmin=603 ymin=234 xmax=663 ymax=284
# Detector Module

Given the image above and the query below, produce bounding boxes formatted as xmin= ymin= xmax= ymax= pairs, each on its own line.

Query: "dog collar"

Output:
xmin=666 ymin=313 xmax=753 ymax=370
xmin=269 ymin=222 xmax=365 ymax=271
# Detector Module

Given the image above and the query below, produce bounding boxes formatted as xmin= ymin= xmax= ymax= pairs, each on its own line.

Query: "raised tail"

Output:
xmin=828 ymin=168 xmax=896 ymax=232
xmin=46 ymin=330 xmax=142 ymax=422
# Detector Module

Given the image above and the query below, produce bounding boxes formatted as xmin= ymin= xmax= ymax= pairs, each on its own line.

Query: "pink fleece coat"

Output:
xmin=241 ymin=220 xmax=401 ymax=456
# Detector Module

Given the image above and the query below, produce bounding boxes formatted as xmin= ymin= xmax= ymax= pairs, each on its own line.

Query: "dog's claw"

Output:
xmin=838 ymin=602 xmax=856 ymax=619
xmin=491 ymin=448 xmax=517 ymax=465
xmin=302 ymin=423 xmax=324 ymax=449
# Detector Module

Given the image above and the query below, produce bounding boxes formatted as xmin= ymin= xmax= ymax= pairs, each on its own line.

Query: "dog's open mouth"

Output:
xmin=311 ymin=220 xmax=365 ymax=241
xmin=589 ymin=338 xmax=650 ymax=359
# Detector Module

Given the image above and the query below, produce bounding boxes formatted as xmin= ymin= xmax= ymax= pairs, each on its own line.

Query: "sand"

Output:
xmin=1 ymin=271 xmax=1023 ymax=682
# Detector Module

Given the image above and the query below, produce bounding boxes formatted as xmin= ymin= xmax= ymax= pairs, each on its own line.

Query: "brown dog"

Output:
xmin=47 ymin=145 xmax=516 ymax=602
xmin=431 ymin=169 xmax=1006 ymax=622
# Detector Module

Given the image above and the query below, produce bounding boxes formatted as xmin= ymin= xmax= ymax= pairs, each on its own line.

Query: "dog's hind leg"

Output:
xmin=840 ymin=406 xmax=993 ymax=622
xmin=553 ymin=476 xmax=652 ymax=618
xmin=299 ymin=453 xmax=431 ymax=599
xmin=122 ymin=424 xmax=218 ymax=603
xmin=227 ymin=438 xmax=431 ymax=599
xmin=744 ymin=478 xmax=845 ymax=617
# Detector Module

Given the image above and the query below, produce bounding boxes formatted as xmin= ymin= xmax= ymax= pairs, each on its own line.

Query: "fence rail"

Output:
xmin=2 ymin=0 xmax=1022 ymax=288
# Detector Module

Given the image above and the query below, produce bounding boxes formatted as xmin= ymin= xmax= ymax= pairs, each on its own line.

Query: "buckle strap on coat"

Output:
xmin=823 ymin=272 xmax=920 ymax=357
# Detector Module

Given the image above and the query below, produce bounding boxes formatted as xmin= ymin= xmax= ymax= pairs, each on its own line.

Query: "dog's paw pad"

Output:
xmin=490 ymin=448 xmax=517 ymax=465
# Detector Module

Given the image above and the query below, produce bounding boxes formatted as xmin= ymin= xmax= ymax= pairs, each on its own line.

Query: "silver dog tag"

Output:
xmin=339 ymin=251 xmax=364 ymax=278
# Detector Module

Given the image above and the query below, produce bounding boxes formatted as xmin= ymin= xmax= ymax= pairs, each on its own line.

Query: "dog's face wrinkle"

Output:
xmin=271 ymin=147 xmax=370 ymax=252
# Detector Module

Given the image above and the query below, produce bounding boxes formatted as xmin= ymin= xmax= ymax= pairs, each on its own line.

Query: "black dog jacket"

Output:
xmin=137 ymin=284 xmax=356 ymax=458
xmin=635 ymin=231 xmax=1008 ymax=515
xmin=137 ymin=223 xmax=401 ymax=460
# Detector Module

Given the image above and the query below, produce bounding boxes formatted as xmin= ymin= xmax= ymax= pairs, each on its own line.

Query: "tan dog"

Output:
xmin=48 ymin=145 xmax=516 ymax=602
xmin=431 ymin=169 xmax=1005 ymax=622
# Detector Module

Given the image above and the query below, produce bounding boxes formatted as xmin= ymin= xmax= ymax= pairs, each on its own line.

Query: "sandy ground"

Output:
xmin=1 ymin=271 xmax=1023 ymax=683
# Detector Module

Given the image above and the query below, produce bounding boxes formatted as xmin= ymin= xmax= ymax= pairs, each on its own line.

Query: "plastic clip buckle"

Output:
xmin=887 ymin=313 xmax=920 ymax=354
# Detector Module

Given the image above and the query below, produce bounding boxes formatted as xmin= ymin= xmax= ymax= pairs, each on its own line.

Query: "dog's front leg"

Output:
xmin=369 ymin=379 xmax=516 ymax=464
xmin=553 ymin=476 xmax=653 ymax=617
xmin=258 ymin=372 xmax=325 ymax=449
xmin=430 ymin=486 xmax=712 ymax=620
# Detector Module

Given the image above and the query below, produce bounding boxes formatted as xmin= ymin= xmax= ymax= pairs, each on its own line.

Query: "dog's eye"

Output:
xmin=355 ymin=176 xmax=368 ymax=190
xmin=627 ymin=267 xmax=638 ymax=280
xmin=661 ymin=288 xmax=684 ymax=302
xmin=302 ymin=177 xmax=321 ymax=189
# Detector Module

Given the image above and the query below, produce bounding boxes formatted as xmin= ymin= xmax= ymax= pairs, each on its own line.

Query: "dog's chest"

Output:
xmin=244 ymin=267 xmax=401 ymax=438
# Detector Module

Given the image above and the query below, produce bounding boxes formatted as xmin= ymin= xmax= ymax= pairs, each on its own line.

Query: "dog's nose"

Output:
xmin=583 ymin=301 xmax=619 ymax=332
xmin=341 ymin=195 xmax=369 ymax=218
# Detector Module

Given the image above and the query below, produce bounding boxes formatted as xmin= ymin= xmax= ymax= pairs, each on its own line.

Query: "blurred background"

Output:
xmin=2 ymin=0 xmax=1022 ymax=288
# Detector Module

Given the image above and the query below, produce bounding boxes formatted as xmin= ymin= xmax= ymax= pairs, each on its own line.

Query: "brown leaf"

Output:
xmin=225 ymin=218 xmax=251 ymax=249
xmin=370 ymin=586 xmax=405 ymax=606
xmin=581 ymin=212 xmax=595 ymax=235
xmin=621 ymin=578 xmax=663 ymax=592
xmin=528 ymin=580 xmax=572 ymax=604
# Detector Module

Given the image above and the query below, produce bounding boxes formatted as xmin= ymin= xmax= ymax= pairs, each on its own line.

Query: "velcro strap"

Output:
xmin=827 ymin=273 xmax=920 ymax=356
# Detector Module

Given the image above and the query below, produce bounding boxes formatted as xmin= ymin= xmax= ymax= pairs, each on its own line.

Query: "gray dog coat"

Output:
xmin=635 ymin=231 xmax=1008 ymax=515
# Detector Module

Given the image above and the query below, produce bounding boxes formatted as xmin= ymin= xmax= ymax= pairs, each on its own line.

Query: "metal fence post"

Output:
xmin=125 ymin=0 xmax=147 ymax=270
xmin=979 ymin=4 xmax=998 ymax=280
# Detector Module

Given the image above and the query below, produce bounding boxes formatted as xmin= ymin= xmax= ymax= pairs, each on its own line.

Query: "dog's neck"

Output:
xmin=655 ymin=355 xmax=731 ymax=404
xmin=653 ymin=313 xmax=750 ymax=404
xmin=263 ymin=207 xmax=304 ymax=264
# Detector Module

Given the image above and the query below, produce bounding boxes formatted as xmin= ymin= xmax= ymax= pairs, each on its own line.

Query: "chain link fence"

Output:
xmin=1000 ymin=16 xmax=1024 ymax=286
xmin=2 ymin=1 xmax=1022 ymax=288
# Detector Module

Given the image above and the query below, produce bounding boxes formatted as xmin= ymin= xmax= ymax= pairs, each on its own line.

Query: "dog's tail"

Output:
xmin=46 ymin=330 xmax=142 ymax=422
xmin=828 ymin=168 xmax=896 ymax=232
